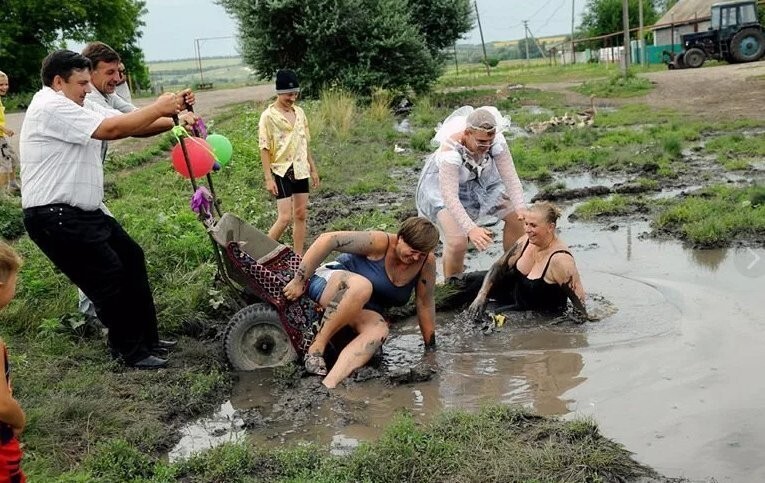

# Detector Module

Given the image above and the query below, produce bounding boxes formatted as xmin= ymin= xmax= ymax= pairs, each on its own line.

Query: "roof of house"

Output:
xmin=655 ymin=0 xmax=718 ymax=28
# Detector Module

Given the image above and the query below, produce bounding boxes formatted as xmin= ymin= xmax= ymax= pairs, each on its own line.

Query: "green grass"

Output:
xmin=148 ymin=57 xmax=244 ymax=73
xmin=437 ymin=60 xmax=662 ymax=90
xmin=705 ymin=133 xmax=765 ymax=161
xmin=574 ymin=70 xmax=654 ymax=98
xmin=655 ymin=185 xmax=765 ymax=247
xmin=67 ymin=405 xmax=655 ymax=482
xmin=574 ymin=194 xmax=634 ymax=219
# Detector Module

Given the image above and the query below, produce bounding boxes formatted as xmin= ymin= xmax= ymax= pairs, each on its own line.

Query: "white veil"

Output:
xmin=431 ymin=106 xmax=512 ymax=148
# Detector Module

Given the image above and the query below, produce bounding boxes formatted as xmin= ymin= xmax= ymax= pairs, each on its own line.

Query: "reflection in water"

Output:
xmin=688 ymin=248 xmax=728 ymax=272
xmin=437 ymin=328 xmax=587 ymax=416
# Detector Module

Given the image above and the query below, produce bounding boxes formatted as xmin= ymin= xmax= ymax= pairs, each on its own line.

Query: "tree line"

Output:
xmin=0 ymin=0 xmax=150 ymax=94
xmin=1 ymin=0 xmax=695 ymax=98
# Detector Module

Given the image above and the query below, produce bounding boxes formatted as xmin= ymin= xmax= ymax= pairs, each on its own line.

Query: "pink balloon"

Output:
xmin=170 ymin=138 xmax=216 ymax=179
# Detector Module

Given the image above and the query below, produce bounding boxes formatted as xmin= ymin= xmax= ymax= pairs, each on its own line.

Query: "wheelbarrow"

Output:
xmin=208 ymin=213 xmax=324 ymax=370
xmin=172 ymin=116 xmax=326 ymax=371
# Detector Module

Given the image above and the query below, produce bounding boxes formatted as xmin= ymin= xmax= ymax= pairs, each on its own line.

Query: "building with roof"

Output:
xmin=652 ymin=0 xmax=719 ymax=46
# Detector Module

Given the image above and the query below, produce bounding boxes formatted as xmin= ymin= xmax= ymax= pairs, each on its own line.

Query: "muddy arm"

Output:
xmin=415 ymin=254 xmax=438 ymax=350
xmin=549 ymin=254 xmax=588 ymax=317
xmin=283 ymin=231 xmax=382 ymax=300
xmin=466 ymin=239 xmax=523 ymax=319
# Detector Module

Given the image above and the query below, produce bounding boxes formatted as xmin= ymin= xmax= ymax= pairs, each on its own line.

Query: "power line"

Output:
xmin=528 ymin=0 xmax=557 ymax=20
xmin=536 ymin=0 xmax=569 ymax=32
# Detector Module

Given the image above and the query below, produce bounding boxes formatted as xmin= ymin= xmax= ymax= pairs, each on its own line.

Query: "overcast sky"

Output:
xmin=140 ymin=0 xmax=587 ymax=61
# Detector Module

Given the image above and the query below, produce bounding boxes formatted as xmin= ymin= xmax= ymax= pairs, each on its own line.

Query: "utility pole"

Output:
xmin=638 ymin=0 xmax=646 ymax=66
xmin=621 ymin=0 xmax=631 ymax=76
xmin=453 ymin=42 xmax=459 ymax=74
xmin=570 ymin=0 xmax=576 ymax=64
xmin=194 ymin=38 xmax=204 ymax=85
xmin=474 ymin=1 xmax=491 ymax=76
xmin=527 ymin=25 xmax=548 ymax=59
xmin=523 ymin=20 xmax=530 ymax=62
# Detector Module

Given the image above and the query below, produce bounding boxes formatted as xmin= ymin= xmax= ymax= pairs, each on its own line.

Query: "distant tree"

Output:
xmin=656 ymin=0 xmax=679 ymax=14
xmin=516 ymin=38 xmax=545 ymax=59
xmin=0 ymin=0 xmax=150 ymax=93
xmin=580 ymin=0 xmax=660 ymax=47
xmin=408 ymin=0 xmax=473 ymax=56
xmin=218 ymin=0 xmax=474 ymax=96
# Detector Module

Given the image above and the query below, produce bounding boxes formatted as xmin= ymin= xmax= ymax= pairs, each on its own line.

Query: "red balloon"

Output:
xmin=170 ymin=138 xmax=216 ymax=178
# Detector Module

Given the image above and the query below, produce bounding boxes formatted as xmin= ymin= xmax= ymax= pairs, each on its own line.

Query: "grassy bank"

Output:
xmin=654 ymin=185 xmax=765 ymax=247
xmin=68 ymin=405 xmax=657 ymax=482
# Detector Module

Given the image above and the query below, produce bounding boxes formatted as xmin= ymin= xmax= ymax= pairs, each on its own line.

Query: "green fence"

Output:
xmin=632 ymin=43 xmax=682 ymax=64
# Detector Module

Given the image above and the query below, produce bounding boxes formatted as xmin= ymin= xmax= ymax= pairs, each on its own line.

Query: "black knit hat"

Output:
xmin=275 ymin=69 xmax=300 ymax=94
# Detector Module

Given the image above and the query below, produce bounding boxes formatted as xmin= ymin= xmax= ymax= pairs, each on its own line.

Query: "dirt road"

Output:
xmin=538 ymin=59 xmax=765 ymax=119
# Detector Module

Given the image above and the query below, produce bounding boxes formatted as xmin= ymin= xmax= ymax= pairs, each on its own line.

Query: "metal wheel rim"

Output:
xmin=241 ymin=323 xmax=293 ymax=366
xmin=686 ymin=51 xmax=703 ymax=67
xmin=739 ymin=35 xmax=761 ymax=57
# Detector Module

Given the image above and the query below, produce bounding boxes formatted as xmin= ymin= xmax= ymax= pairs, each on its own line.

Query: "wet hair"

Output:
xmin=530 ymin=201 xmax=562 ymax=224
xmin=81 ymin=42 xmax=121 ymax=70
xmin=466 ymin=108 xmax=497 ymax=134
xmin=0 ymin=71 xmax=7 ymax=80
xmin=0 ymin=241 xmax=21 ymax=283
xmin=398 ymin=217 xmax=439 ymax=253
xmin=41 ymin=50 xmax=91 ymax=87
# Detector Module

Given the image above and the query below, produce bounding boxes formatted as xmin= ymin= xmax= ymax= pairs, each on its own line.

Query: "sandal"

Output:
xmin=304 ymin=352 xmax=327 ymax=376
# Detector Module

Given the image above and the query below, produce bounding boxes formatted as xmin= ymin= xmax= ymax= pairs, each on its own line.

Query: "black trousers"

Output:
xmin=23 ymin=204 xmax=159 ymax=364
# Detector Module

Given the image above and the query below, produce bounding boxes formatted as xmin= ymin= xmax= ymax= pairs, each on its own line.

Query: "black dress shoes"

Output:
xmin=130 ymin=355 xmax=168 ymax=369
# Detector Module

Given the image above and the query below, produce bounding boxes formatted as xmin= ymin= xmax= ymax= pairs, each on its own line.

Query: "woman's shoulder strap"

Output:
xmin=541 ymin=250 xmax=574 ymax=278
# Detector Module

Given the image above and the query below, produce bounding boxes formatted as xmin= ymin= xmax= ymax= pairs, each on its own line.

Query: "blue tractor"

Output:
xmin=665 ymin=0 xmax=764 ymax=69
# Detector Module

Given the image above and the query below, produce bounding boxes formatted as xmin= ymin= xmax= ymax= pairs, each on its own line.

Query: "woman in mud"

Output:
xmin=283 ymin=217 xmax=439 ymax=388
xmin=466 ymin=201 xmax=587 ymax=318
xmin=416 ymin=106 xmax=526 ymax=279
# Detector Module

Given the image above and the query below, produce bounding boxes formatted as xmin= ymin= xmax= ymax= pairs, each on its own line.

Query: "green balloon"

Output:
xmin=206 ymin=133 xmax=233 ymax=166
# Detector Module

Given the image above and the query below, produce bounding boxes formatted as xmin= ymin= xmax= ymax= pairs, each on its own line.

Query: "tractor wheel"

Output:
xmin=224 ymin=304 xmax=297 ymax=370
xmin=683 ymin=48 xmax=706 ymax=68
xmin=675 ymin=52 xmax=686 ymax=69
xmin=731 ymin=28 xmax=765 ymax=63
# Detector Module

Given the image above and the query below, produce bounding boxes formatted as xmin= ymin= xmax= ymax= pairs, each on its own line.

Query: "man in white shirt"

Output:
xmin=20 ymin=49 xmax=193 ymax=369
xmin=74 ymin=41 xmax=195 ymax=321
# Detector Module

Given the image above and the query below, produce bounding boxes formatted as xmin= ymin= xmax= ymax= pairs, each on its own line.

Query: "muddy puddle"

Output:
xmin=172 ymin=186 xmax=765 ymax=481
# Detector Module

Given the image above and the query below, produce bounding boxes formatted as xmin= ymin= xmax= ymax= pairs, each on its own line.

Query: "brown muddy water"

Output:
xmin=172 ymin=179 xmax=765 ymax=482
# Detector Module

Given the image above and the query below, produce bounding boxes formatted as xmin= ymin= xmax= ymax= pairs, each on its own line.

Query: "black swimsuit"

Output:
xmin=489 ymin=239 xmax=573 ymax=313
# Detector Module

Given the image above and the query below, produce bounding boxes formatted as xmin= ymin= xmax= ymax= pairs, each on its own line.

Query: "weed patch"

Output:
xmin=62 ymin=405 xmax=656 ymax=482
xmin=573 ymin=194 xmax=640 ymax=219
xmin=0 ymin=196 xmax=25 ymax=240
xmin=575 ymin=70 xmax=654 ymax=98
xmin=654 ymin=184 xmax=765 ymax=247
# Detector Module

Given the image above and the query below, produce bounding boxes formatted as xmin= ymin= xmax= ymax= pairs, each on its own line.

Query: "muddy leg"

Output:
xmin=323 ymin=310 xmax=389 ymax=389
xmin=308 ymin=272 xmax=372 ymax=355
xmin=437 ymin=209 xmax=468 ymax=278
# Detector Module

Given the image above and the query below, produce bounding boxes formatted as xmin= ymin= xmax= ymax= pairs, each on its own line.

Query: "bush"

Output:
xmin=85 ymin=439 xmax=160 ymax=481
xmin=0 ymin=198 xmax=25 ymax=240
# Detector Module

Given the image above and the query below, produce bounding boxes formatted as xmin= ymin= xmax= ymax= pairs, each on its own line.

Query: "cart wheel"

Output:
xmin=224 ymin=304 xmax=297 ymax=370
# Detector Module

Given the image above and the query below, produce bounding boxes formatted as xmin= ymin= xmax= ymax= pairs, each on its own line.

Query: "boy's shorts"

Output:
xmin=273 ymin=166 xmax=309 ymax=200
xmin=0 ymin=137 xmax=19 ymax=173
